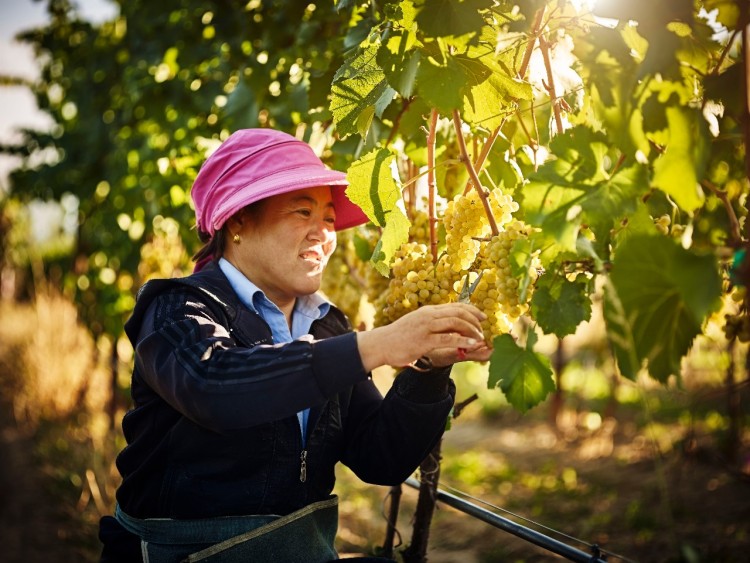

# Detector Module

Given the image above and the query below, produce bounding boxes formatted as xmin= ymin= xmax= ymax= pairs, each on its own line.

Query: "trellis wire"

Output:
xmin=403 ymin=477 xmax=637 ymax=562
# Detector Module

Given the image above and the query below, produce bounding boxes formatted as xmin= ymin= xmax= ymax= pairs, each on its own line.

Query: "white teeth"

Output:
xmin=301 ymin=249 xmax=322 ymax=261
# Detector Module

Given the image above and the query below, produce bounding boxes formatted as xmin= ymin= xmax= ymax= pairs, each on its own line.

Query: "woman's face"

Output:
xmin=228 ymin=186 xmax=337 ymax=309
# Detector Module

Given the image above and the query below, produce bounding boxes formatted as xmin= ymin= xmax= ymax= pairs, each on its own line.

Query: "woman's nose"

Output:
xmin=308 ymin=218 xmax=332 ymax=241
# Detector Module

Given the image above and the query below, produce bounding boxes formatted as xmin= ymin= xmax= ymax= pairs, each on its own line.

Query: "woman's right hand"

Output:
xmin=356 ymin=303 xmax=491 ymax=372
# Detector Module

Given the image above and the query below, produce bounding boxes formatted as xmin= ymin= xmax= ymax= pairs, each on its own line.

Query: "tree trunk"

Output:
xmin=402 ymin=440 xmax=442 ymax=563
xmin=381 ymin=484 xmax=402 ymax=559
xmin=549 ymin=337 xmax=565 ymax=431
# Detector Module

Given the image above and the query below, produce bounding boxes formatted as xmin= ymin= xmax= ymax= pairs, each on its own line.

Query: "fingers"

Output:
xmin=461 ymin=344 xmax=493 ymax=362
xmin=429 ymin=304 xmax=487 ymax=340
xmin=428 ymin=314 xmax=485 ymax=342
xmin=359 ymin=302 xmax=494 ymax=372
xmin=427 ymin=343 xmax=493 ymax=368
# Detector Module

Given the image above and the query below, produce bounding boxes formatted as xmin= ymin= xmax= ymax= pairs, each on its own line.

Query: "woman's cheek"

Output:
xmin=323 ymin=234 xmax=337 ymax=257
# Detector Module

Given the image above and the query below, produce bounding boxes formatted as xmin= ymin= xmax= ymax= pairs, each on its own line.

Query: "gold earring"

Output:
xmin=233 ymin=233 xmax=241 ymax=244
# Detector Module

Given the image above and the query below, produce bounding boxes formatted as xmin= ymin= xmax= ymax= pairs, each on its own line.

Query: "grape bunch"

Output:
xmin=472 ymin=221 xmax=536 ymax=340
xmin=352 ymin=211 xmax=437 ymax=309
xmin=374 ymin=242 xmax=451 ymax=326
xmin=372 ymin=186 xmax=535 ymax=342
xmin=408 ymin=209 xmax=432 ymax=247
xmin=443 ymin=188 xmax=518 ymax=274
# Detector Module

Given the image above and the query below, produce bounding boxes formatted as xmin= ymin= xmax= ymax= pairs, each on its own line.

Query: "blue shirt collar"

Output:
xmin=218 ymin=257 xmax=330 ymax=340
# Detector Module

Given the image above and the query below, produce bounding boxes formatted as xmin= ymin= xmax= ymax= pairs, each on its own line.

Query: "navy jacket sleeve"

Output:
xmin=132 ymin=286 xmax=370 ymax=433
xmin=340 ymin=367 xmax=456 ymax=486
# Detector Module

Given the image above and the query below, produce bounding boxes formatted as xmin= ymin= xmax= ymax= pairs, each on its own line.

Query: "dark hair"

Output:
xmin=192 ymin=228 xmax=225 ymax=266
xmin=191 ymin=200 xmax=266 ymax=266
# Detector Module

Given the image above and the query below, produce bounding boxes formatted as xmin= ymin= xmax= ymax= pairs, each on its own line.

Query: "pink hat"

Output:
xmin=191 ymin=128 xmax=368 ymax=235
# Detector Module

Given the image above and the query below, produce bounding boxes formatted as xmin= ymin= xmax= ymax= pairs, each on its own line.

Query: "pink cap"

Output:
xmin=191 ymin=128 xmax=368 ymax=235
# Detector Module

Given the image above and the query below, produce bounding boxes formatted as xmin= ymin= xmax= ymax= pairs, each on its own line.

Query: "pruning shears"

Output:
xmin=458 ymin=271 xmax=483 ymax=304
xmin=456 ymin=272 xmax=483 ymax=360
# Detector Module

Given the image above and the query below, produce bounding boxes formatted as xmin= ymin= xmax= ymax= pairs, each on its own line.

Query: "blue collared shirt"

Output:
xmin=219 ymin=258 xmax=330 ymax=447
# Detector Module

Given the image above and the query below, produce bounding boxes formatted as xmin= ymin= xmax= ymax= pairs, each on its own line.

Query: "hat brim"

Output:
xmin=210 ymin=167 xmax=369 ymax=232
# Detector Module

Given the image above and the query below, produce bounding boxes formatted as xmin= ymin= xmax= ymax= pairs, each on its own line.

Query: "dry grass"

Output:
xmin=0 ymin=291 xmax=124 ymax=561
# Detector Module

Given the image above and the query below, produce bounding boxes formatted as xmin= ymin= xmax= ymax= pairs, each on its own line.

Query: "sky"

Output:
xmin=0 ymin=0 xmax=118 ymax=185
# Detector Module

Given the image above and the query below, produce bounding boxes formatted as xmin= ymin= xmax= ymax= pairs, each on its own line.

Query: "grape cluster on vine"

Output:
xmin=374 ymin=187 xmax=536 ymax=341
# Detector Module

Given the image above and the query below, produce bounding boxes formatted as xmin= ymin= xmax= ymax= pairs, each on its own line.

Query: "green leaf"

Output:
xmin=331 ymin=42 xmax=390 ymax=137
xmin=370 ymin=207 xmax=410 ymax=275
xmin=603 ymin=235 xmax=722 ymax=382
xmin=703 ymin=0 xmax=739 ymax=28
xmin=462 ymin=46 xmax=532 ymax=130
xmin=353 ymin=231 xmax=374 ymax=262
xmin=414 ymin=0 xmax=490 ymax=39
xmin=355 ymin=106 xmax=375 ymax=138
xmin=346 ymin=148 xmax=402 ymax=226
xmin=377 ymin=31 xmax=421 ymax=98
xmin=488 ymin=333 xmax=555 ymax=413
xmin=531 ymin=277 xmax=592 ymax=338
xmin=416 ymin=53 xmax=468 ymax=113
xmin=651 ymin=106 xmax=709 ymax=212
xmin=522 ymin=128 xmax=649 ymax=248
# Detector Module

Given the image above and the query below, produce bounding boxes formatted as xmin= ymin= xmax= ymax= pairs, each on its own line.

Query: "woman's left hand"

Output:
xmin=424 ymin=340 xmax=493 ymax=368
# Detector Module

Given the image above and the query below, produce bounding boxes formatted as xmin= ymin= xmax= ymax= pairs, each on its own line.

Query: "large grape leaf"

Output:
xmin=603 ymin=235 xmax=722 ymax=382
xmin=377 ymin=0 xmax=420 ymax=98
xmin=415 ymin=51 xmax=472 ymax=114
xmin=377 ymin=32 xmax=421 ymax=98
xmin=346 ymin=148 xmax=409 ymax=273
xmin=462 ymin=45 xmax=532 ymax=130
xmin=370 ymin=208 xmax=411 ymax=276
xmin=650 ymin=105 xmax=709 ymax=212
xmin=531 ymin=277 xmax=592 ymax=338
xmin=703 ymin=0 xmax=740 ymax=27
xmin=346 ymin=148 xmax=401 ymax=226
xmin=488 ymin=332 xmax=555 ymax=413
xmin=331 ymin=42 xmax=394 ymax=137
xmin=521 ymin=126 xmax=649 ymax=249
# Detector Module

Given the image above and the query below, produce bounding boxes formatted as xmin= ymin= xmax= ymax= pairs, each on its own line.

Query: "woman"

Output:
xmin=99 ymin=128 xmax=492 ymax=562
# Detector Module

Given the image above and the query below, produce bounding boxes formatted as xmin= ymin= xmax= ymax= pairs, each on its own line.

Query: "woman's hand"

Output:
xmin=356 ymin=303 xmax=492 ymax=372
xmin=425 ymin=339 xmax=493 ymax=368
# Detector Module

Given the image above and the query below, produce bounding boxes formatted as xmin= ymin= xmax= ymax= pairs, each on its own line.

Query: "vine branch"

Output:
xmin=453 ymin=393 xmax=478 ymax=419
xmin=702 ymin=180 xmax=742 ymax=246
xmin=463 ymin=5 xmax=547 ymax=194
xmin=538 ymin=33 xmax=564 ymax=137
xmin=519 ymin=6 xmax=547 ymax=81
xmin=427 ymin=108 xmax=440 ymax=263
xmin=452 ymin=110 xmax=500 ymax=236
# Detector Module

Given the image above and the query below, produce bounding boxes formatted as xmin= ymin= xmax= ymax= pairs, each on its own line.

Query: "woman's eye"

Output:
xmin=325 ymin=217 xmax=336 ymax=225
xmin=296 ymin=209 xmax=312 ymax=217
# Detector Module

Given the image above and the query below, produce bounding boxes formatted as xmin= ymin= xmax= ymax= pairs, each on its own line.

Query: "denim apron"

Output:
xmin=115 ymin=496 xmax=339 ymax=562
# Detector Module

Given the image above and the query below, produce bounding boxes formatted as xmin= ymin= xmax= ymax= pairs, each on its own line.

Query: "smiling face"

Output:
xmin=224 ymin=186 xmax=337 ymax=314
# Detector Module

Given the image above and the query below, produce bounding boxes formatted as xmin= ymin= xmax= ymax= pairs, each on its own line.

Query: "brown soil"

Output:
xmin=335 ymin=400 xmax=750 ymax=563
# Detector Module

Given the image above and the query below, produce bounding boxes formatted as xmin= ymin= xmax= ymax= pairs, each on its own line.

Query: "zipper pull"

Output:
xmin=299 ymin=449 xmax=307 ymax=483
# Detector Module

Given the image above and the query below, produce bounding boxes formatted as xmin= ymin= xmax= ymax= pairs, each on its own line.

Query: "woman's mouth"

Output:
xmin=299 ymin=249 xmax=323 ymax=264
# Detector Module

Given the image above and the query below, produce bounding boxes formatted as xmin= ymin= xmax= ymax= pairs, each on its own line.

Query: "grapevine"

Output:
xmin=363 ymin=126 xmax=536 ymax=343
